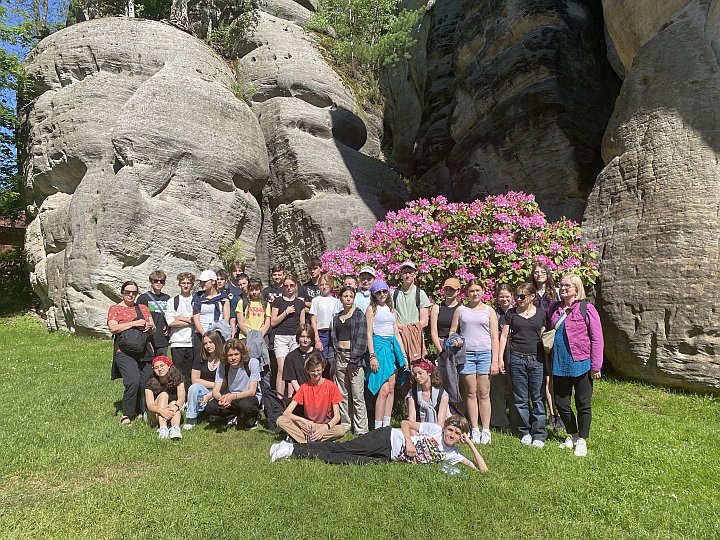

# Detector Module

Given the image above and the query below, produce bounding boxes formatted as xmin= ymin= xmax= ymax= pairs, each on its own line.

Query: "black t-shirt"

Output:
xmin=144 ymin=378 xmax=179 ymax=402
xmin=508 ymin=308 xmax=545 ymax=355
xmin=271 ymin=297 xmax=305 ymax=335
xmin=437 ymin=303 xmax=459 ymax=340
xmin=282 ymin=348 xmax=311 ymax=386
xmin=263 ymin=285 xmax=284 ymax=306
xmin=298 ymin=281 xmax=320 ymax=303
xmin=496 ymin=306 xmax=515 ymax=331
xmin=192 ymin=355 xmax=218 ymax=383
xmin=137 ymin=292 xmax=171 ymax=348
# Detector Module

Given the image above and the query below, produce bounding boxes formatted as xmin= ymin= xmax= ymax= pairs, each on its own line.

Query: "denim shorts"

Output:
xmin=460 ymin=350 xmax=492 ymax=375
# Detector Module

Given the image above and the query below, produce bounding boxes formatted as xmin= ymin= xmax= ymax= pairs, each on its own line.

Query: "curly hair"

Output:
xmin=221 ymin=339 xmax=250 ymax=365
xmin=146 ymin=365 xmax=185 ymax=395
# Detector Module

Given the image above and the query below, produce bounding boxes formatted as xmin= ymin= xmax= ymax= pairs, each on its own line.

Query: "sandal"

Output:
xmin=120 ymin=416 xmax=132 ymax=426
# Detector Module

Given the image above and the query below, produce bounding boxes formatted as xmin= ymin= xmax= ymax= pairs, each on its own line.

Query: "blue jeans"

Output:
xmin=186 ymin=383 xmax=211 ymax=419
xmin=508 ymin=352 xmax=546 ymax=440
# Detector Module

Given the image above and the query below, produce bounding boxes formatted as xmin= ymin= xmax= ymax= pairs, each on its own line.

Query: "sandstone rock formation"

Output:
xmin=22 ymin=7 xmax=406 ymax=335
xmin=236 ymin=11 xmax=407 ymax=278
xmin=384 ymin=0 xmax=620 ymax=221
xmin=21 ymin=17 xmax=269 ymax=336
xmin=584 ymin=0 xmax=720 ymax=393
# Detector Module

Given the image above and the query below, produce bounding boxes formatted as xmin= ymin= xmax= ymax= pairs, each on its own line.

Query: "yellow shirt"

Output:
xmin=240 ymin=300 xmax=269 ymax=332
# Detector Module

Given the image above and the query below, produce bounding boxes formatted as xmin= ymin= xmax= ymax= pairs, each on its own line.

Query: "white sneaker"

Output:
xmin=531 ymin=439 xmax=545 ymax=448
xmin=574 ymin=439 xmax=587 ymax=457
xmin=470 ymin=429 xmax=481 ymax=444
xmin=183 ymin=419 xmax=196 ymax=431
xmin=169 ymin=426 xmax=182 ymax=440
xmin=158 ymin=426 xmax=169 ymax=440
xmin=559 ymin=436 xmax=578 ymax=449
xmin=226 ymin=416 xmax=238 ymax=427
xmin=480 ymin=430 xmax=491 ymax=445
xmin=520 ymin=434 xmax=532 ymax=446
xmin=271 ymin=441 xmax=294 ymax=462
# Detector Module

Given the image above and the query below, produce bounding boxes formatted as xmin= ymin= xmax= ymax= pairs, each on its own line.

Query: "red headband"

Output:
xmin=411 ymin=358 xmax=436 ymax=373
xmin=152 ymin=355 xmax=173 ymax=367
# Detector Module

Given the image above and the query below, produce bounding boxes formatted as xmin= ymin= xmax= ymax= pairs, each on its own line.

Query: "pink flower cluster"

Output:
xmin=321 ymin=192 xmax=600 ymax=301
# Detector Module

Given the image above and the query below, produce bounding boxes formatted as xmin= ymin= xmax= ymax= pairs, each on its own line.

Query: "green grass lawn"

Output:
xmin=1 ymin=313 xmax=718 ymax=540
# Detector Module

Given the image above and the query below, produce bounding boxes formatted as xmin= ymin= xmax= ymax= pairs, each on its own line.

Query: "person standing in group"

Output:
xmin=144 ymin=355 xmax=185 ymax=440
xmin=277 ymin=352 xmax=346 ymax=443
xmin=192 ymin=270 xmax=230 ymax=364
xmin=108 ymin=280 xmax=155 ymax=426
xmin=354 ymin=266 xmax=376 ymax=313
xmin=270 ymin=275 xmax=306 ymax=398
xmin=237 ymin=278 xmax=270 ymax=339
xmin=204 ymin=339 xmax=262 ymax=428
xmin=184 ymin=330 xmax=222 ymax=430
xmin=498 ymin=283 xmax=547 ymax=447
xmin=263 ymin=264 xmax=286 ymax=305
xmin=137 ymin=270 xmax=171 ymax=357
xmin=165 ymin=272 xmax=196 ymax=388
xmin=227 ymin=261 xmax=247 ymax=300
xmin=406 ymin=359 xmax=450 ymax=427
xmin=282 ymin=324 xmax=315 ymax=397
xmin=448 ymin=280 xmax=499 ymax=444
xmin=342 ymin=275 xmax=358 ymax=291
xmin=430 ymin=278 xmax=462 ymax=401
xmin=328 ymin=285 xmax=369 ymax=435
xmin=491 ymin=284 xmax=515 ymax=432
xmin=393 ymin=261 xmax=432 ymax=363
xmin=548 ymin=274 xmax=604 ymax=457
xmin=531 ymin=261 xmax=563 ymax=432
xmin=309 ymin=273 xmax=340 ymax=366
xmin=299 ymin=258 xmax=323 ymax=309
xmin=366 ymin=280 xmax=407 ymax=429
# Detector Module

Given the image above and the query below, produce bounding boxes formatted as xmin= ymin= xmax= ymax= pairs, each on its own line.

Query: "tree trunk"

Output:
xmin=169 ymin=0 xmax=189 ymax=29
xmin=126 ymin=0 xmax=135 ymax=17
xmin=86 ymin=0 xmax=99 ymax=19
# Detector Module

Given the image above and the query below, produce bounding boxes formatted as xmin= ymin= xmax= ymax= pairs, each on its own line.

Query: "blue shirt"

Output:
xmin=353 ymin=289 xmax=371 ymax=313
xmin=552 ymin=320 xmax=590 ymax=377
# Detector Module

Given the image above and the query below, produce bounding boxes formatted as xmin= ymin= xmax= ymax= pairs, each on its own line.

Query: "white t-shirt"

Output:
xmin=309 ymin=296 xmax=341 ymax=330
xmin=373 ymin=305 xmax=395 ymax=337
xmin=389 ymin=422 xmax=464 ymax=464
xmin=166 ymin=295 xmax=194 ymax=347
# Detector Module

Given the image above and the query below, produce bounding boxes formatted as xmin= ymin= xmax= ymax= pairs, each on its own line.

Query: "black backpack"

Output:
xmin=261 ymin=378 xmax=289 ymax=433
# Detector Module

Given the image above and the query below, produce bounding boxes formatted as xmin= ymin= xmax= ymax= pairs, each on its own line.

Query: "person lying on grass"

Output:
xmin=277 ymin=352 xmax=346 ymax=443
xmin=270 ymin=415 xmax=488 ymax=472
xmin=144 ymin=356 xmax=186 ymax=440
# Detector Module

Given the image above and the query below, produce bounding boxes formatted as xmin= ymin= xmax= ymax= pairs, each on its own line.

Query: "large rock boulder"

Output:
xmin=21 ymin=18 xmax=270 ymax=336
xmin=238 ymin=12 xmax=407 ymax=278
xmin=584 ymin=0 xmax=720 ymax=393
xmin=383 ymin=0 xmax=620 ymax=222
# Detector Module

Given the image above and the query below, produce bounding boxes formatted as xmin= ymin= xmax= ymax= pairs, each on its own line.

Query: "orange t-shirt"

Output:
xmin=292 ymin=379 xmax=342 ymax=423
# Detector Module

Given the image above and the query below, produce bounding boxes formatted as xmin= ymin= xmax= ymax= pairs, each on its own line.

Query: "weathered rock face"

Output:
xmin=584 ymin=0 xmax=720 ymax=393
xmin=384 ymin=0 xmax=620 ymax=222
xmin=237 ymin=11 xmax=407 ymax=278
xmin=22 ymin=8 xmax=405 ymax=335
xmin=22 ymin=17 xmax=269 ymax=336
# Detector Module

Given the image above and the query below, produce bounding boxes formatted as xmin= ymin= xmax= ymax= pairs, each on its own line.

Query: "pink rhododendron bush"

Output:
xmin=321 ymin=192 xmax=599 ymax=300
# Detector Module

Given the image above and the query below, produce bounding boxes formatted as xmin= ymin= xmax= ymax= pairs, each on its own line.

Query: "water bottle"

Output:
xmin=197 ymin=391 xmax=206 ymax=413
xmin=440 ymin=463 xmax=468 ymax=477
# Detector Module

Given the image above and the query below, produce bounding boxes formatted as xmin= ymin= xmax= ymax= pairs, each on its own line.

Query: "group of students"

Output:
xmin=107 ymin=257 xmax=603 ymax=470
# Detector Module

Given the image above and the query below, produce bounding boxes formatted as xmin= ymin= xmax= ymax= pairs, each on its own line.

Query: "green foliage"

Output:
xmin=0 ymin=3 xmax=34 ymax=223
xmin=1 ymin=313 xmax=719 ymax=538
xmin=206 ymin=0 xmax=259 ymax=58
xmin=217 ymin=238 xmax=244 ymax=270
xmin=0 ymin=247 xmax=37 ymax=313
xmin=307 ymin=0 xmax=425 ymax=104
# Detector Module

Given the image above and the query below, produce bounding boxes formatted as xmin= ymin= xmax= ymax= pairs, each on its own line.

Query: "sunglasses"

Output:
xmin=514 ymin=294 xmax=528 ymax=301
xmin=374 ymin=290 xmax=389 ymax=295
xmin=151 ymin=279 xmax=166 ymax=284
xmin=122 ymin=290 xmax=138 ymax=296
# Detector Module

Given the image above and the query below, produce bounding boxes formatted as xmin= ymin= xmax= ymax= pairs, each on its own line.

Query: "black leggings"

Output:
xmin=114 ymin=351 xmax=152 ymax=418
xmin=292 ymin=427 xmax=393 ymax=464
xmin=553 ymin=372 xmax=593 ymax=439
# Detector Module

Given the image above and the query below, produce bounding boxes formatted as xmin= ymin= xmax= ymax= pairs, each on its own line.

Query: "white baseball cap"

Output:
xmin=198 ymin=270 xmax=217 ymax=281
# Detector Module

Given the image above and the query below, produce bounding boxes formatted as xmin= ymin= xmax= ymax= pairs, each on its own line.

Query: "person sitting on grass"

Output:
xmin=270 ymin=414 xmax=488 ymax=472
xmin=184 ymin=330 xmax=222 ymax=430
xmin=406 ymin=359 xmax=450 ymax=427
xmin=204 ymin=339 xmax=261 ymax=429
xmin=277 ymin=352 xmax=346 ymax=443
xmin=144 ymin=355 xmax=185 ymax=440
